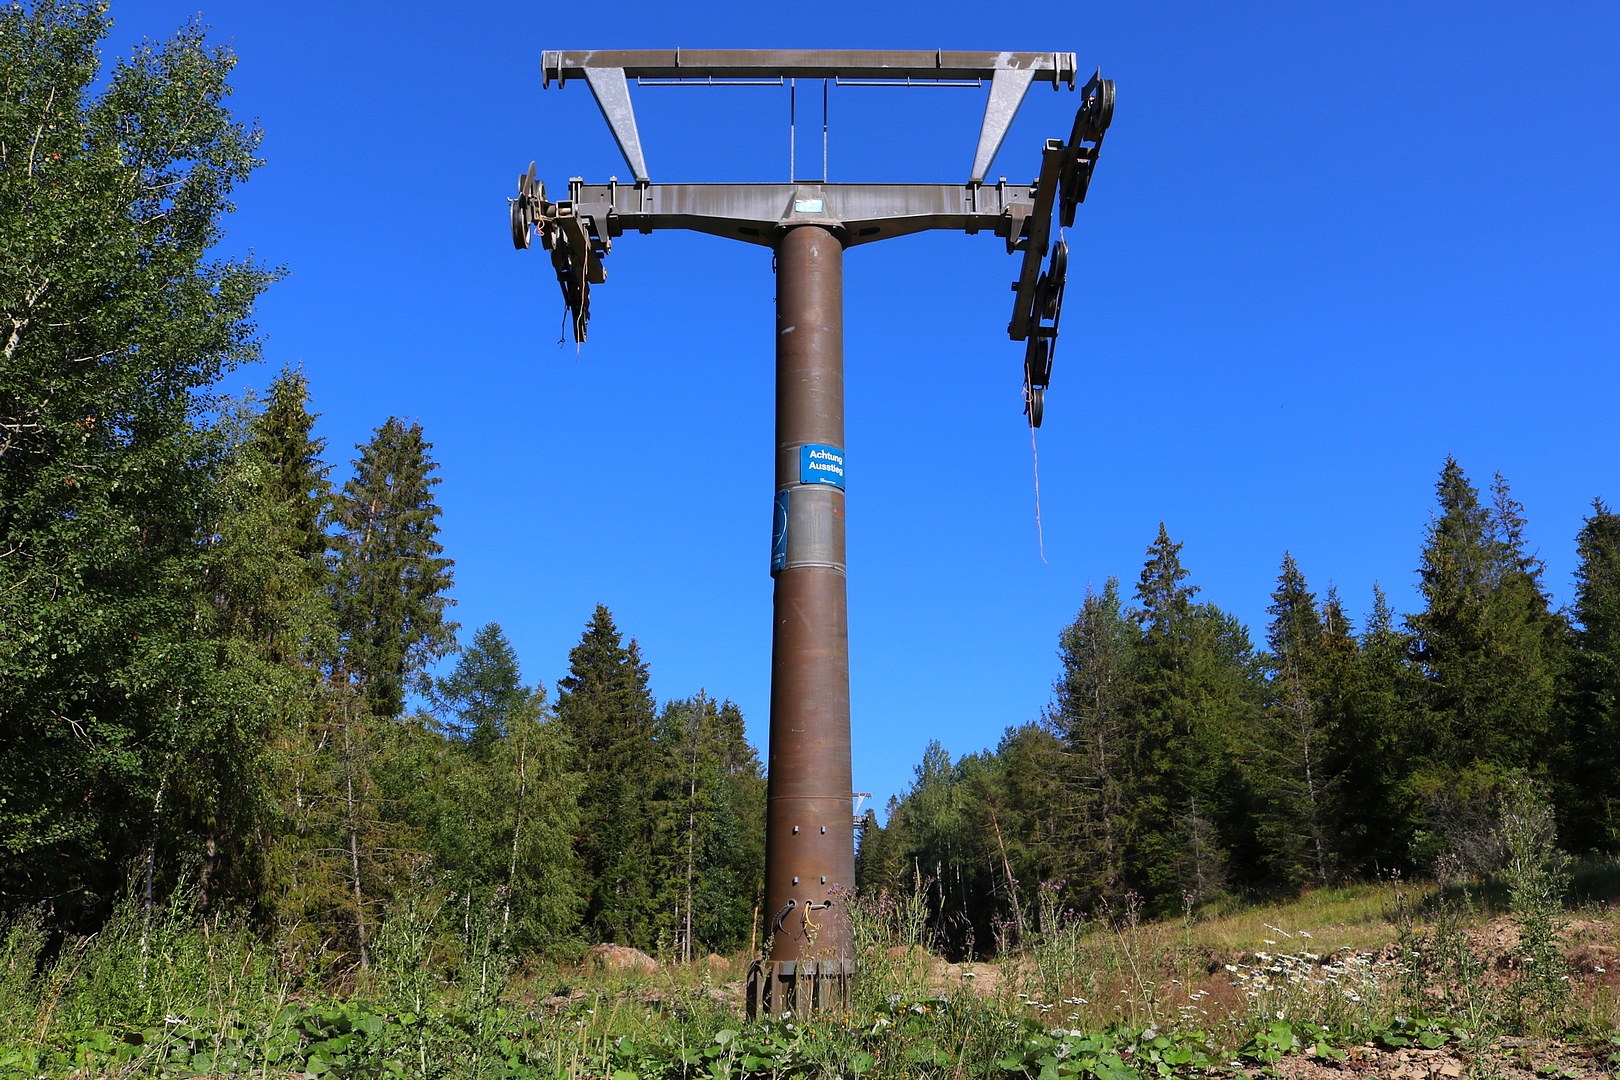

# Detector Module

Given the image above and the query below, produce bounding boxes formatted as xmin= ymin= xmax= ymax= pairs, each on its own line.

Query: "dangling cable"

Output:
xmin=1029 ymin=403 xmax=1048 ymax=564
xmin=1020 ymin=224 xmax=1068 ymax=564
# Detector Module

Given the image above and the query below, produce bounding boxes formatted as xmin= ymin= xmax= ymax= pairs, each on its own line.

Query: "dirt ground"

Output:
xmin=1271 ymin=1037 xmax=1606 ymax=1079
xmin=546 ymin=895 xmax=1620 ymax=1075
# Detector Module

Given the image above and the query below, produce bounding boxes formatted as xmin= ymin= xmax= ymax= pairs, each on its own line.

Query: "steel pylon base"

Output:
xmin=746 ymin=958 xmax=854 ymax=1019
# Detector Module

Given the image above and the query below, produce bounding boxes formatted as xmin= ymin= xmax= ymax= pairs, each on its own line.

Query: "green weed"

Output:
xmin=1 ymin=871 xmax=1616 ymax=1078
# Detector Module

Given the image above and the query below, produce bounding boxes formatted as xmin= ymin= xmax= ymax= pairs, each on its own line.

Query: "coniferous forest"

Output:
xmin=862 ymin=482 xmax=1620 ymax=956
xmin=4 ymin=0 xmax=1620 ymax=967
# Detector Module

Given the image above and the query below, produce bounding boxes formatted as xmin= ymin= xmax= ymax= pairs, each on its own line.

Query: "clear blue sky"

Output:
xmin=107 ymin=1 xmax=1620 ymax=815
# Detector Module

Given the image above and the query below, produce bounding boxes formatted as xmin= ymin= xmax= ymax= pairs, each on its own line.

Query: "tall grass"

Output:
xmin=1 ymin=847 xmax=1616 ymax=1078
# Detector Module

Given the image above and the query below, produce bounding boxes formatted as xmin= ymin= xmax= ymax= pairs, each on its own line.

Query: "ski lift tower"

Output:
xmin=510 ymin=49 xmax=1113 ymax=1016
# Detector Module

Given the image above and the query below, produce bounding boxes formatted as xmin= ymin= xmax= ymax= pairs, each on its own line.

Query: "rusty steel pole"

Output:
xmin=764 ymin=224 xmax=854 ymax=978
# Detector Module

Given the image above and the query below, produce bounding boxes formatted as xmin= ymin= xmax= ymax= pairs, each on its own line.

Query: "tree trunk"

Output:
xmin=342 ymin=700 xmax=369 ymax=970
xmin=140 ymin=748 xmax=173 ymax=974
xmin=681 ymin=692 xmax=705 ymax=963
xmin=141 ymin=688 xmax=184 ymax=975
xmin=988 ymin=805 xmax=1026 ymax=942
xmin=505 ymin=728 xmax=527 ymax=939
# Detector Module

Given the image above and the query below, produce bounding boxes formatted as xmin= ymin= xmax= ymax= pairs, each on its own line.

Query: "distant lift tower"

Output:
xmin=510 ymin=49 xmax=1112 ymax=1016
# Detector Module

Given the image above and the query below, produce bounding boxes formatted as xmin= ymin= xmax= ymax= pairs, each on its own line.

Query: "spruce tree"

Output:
xmin=874 ymin=741 xmax=996 ymax=956
xmin=1126 ymin=525 xmax=1263 ymax=908
xmin=1309 ymin=586 xmax=1369 ymax=869
xmin=1126 ymin=524 xmax=1206 ymax=905
xmin=232 ymin=371 xmax=375 ymax=954
xmin=854 ymin=798 xmax=907 ymax=900
xmin=1562 ymin=500 xmax=1620 ymax=852
xmin=654 ymin=693 xmax=765 ymax=957
xmin=252 ymin=366 xmax=330 ymax=572
xmin=291 ymin=416 xmax=456 ymax=963
xmin=1326 ymin=584 xmax=1419 ymax=873
xmin=1408 ymin=460 xmax=1565 ymax=784
xmin=985 ymin=723 xmax=1070 ymax=941
xmin=861 ymin=726 xmax=1070 ymax=956
xmin=554 ymin=605 xmax=664 ymax=947
xmin=435 ymin=622 xmax=528 ymax=750
xmin=187 ymin=384 xmax=340 ymax=915
xmin=1049 ymin=578 xmax=1136 ymax=905
xmin=330 ymin=417 xmax=458 ymax=719
xmin=242 ymin=365 xmax=333 ymax=697
xmin=420 ymin=623 xmax=583 ymax=950
xmin=1255 ymin=554 xmax=1337 ymax=887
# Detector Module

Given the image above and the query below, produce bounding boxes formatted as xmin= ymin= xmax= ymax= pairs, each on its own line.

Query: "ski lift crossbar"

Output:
xmin=542 ymin=49 xmax=1077 ymax=86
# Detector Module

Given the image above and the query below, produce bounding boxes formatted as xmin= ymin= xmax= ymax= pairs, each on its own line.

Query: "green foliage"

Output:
xmin=874 ymin=525 xmax=1271 ymax=934
xmin=1369 ymin=1015 xmax=1456 ymax=1051
xmin=253 ymin=365 xmax=331 ymax=572
xmin=1331 ymin=584 xmax=1419 ymax=875
xmin=1408 ymin=461 xmax=1566 ymax=786
xmin=1124 ymin=525 xmax=1265 ymax=909
xmin=871 ymin=458 xmax=1620 ymax=952
xmin=5 ymin=22 xmax=1620 ymax=1071
xmin=1049 ymin=578 xmax=1135 ymax=907
xmin=413 ymin=623 xmax=585 ymax=953
xmin=1562 ymin=499 xmax=1620 ymax=852
xmin=0 ymin=0 xmax=283 ymax=929
xmin=1498 ymin=774 xmax=1572 ymax=1028
xmin=1253 ymin=553 xmax=1337 ymax=887
xmin=435 ymin=623 xmax=529 ymax=747
xmin=995 ymin=1026 xmax=1216 ymax=1079
xmin=1239 ymin=1018 xmax=1357 ymax=1063
xmin=4 ymin=876 xmax=1619 ymax=1079
xmin=654 ymin=692 xmax=767 ymax=957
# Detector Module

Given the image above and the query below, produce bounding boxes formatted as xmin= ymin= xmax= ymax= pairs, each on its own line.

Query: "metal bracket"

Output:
xmin=510 ymin=161 xmax=609 ymax=342
xmin=1008 ymin=72 xmax=1114 ymax=345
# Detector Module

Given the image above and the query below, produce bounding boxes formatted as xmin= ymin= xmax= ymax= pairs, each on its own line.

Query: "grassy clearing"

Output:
xmin=1193 ymin=881 xmax=1401 ymax=957
xmin=3 ymin=871 xmax=1619 ymax=1079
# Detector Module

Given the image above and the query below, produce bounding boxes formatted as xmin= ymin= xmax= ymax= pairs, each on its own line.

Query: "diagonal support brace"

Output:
xmin=583 ymin=67 xmax=649 ymax=182
xmin=970 ymin=62 xmax=1036 ymax=184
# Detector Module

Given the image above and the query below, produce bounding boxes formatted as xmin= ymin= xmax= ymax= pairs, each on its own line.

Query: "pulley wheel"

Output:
xmin=1094 ymin=79 xmax=1116 ymax=133
xmin=1029 ymin=386 xmax=1045 ymax=428
xmin=1025 ymin=336 xmax=1052 ymax=388
xmin=511 ymin=198 xmax=530 ymax=250
xmin=1042 ymin=241 xmax=1068 ymax=321
xmin=1049 ymin=241 xmax=1068 ymax=291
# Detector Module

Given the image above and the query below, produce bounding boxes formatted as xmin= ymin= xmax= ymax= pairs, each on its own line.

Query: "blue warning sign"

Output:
xmin=799 ymin=444 xmax=845 ymax=488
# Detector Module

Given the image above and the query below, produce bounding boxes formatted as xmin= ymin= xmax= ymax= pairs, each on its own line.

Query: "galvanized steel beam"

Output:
xmin=581 ymin=66 xmax=649 ymax=182
xmin=566 ymin=181 xmax=1037 ymax=249
xmin=543 ymin=49 xmax=1076 ymax=85
xmin=970 ymin=66 xmax=1037 ymax=183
